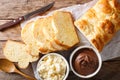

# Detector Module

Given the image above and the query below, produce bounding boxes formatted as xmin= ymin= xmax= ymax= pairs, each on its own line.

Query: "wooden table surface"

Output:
xmin=0 ymin=0 xmax=120 ymax=80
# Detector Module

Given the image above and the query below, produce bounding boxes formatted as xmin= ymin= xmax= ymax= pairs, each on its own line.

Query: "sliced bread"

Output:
xmin=21 ymin=21 xmax=40 ymax=56
xmin=52 ymin=11 xmax=79 ymax=48
xmin=42 ymin=16 xmax=68 ymax=51
xmin=32 ymin=17 xmax=56 ymax=53
xmin=42 ymin=22 xmax=67 ymax=51
xmin=21 ymin=21 xmax=35 ymax=44
xmin=22 ymin=11 xmax=79 ymax=54
xmin=3 ymin=40 xmax=39 ymax=69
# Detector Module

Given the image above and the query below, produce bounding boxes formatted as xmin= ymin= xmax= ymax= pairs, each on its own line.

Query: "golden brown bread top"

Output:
xmin=75 ymin=0 xmax=120 ymax=52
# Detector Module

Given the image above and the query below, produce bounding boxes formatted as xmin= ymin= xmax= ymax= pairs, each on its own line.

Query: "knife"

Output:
xmin=0 ymin=2 xmax=55 ymax=30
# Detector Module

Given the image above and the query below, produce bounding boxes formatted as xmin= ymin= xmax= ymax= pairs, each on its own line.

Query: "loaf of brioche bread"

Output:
xmin=3 ymin=40 xmax=39 ymax=69
xmin=74 ymin=0 xmax=120 ymax=52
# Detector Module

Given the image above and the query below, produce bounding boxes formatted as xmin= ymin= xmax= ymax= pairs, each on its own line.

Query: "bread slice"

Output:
xmin=21 ymin=21 xmax=40 ymax=56
xmin=22 ymin=18 xmax=55 ymax=54
xmin=52 ymin=11 xmax=79 ymax=48
xmin=42 ymin=16 xmax=68 ymax=51
xmin=21 ymin=21 xmax=34 ymax=44
xmin=50 ymin=41 xmax=68 ymax=50
xmin=43 ymin=28 xmax=68 ymax=51
xmin=3 ymin=40 xmax=39 ymax=69
xmin=32 ymin=17 xmax=56 ymax=53
xmin=18 ymin=61 xmax=29 ymax=69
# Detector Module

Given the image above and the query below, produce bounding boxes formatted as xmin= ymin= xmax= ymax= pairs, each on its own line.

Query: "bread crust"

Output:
xmin=75 ymin=0 xmax=120 ymax=52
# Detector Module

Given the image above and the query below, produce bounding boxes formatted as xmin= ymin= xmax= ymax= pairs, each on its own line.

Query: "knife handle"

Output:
xmin=0 ymin=16 xmax=24 ymax=30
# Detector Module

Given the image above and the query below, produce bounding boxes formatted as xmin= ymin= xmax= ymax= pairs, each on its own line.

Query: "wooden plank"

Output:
xmin=0 ymin=0 xmax=92 ymax=19
xmin=0 ymin=20 xmax=21 ymax=40
xmin=0 ymin=63 xmax=35 ymax=80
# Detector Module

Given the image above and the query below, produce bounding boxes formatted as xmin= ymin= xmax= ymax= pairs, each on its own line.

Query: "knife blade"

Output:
xmin=0 ymin=2 xmax=55 ymax=30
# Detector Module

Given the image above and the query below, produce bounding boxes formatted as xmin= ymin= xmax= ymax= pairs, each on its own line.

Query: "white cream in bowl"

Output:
xmin=37 ymin=53 xmax=69 ymax=80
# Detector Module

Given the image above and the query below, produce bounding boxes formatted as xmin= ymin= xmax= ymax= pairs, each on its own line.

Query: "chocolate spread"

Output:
xmin=73 ymin=48 xmax=99 ymax=76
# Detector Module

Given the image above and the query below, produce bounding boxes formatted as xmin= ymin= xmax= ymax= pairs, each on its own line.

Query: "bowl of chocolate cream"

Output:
xmin=70 ymin=45 xmax=102 ymax=78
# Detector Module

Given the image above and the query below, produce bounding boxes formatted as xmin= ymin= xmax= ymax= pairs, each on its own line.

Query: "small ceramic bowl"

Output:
xmin=36 ymin=53 xmax=69 ymax=80
xmin=70 ymin=45 xmax=102 ymax=78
